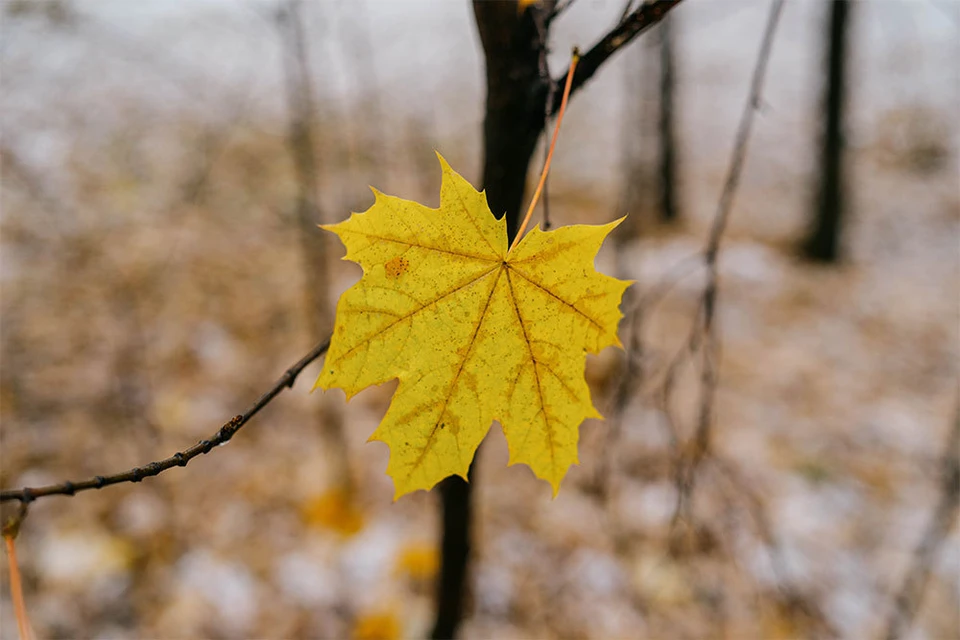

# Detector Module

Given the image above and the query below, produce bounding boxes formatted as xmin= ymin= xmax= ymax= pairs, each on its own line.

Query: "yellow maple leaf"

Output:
xmin=316 ymin=154 xmax=630 ymax=498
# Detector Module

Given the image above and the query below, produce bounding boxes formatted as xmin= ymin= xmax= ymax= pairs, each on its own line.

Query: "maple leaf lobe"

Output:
xmin=317 ymin=155 xmax=630 ymax=498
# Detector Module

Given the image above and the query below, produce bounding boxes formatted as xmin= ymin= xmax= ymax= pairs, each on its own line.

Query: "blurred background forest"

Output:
xmin=1 ymin=0 xmax=958 ymax=638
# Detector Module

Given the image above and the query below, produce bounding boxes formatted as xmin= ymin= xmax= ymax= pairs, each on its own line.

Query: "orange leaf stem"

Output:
xmin=508 ymin=48 xmax=580 ymax=254
xmin=4 ymin=534 xmax=33 ymax=640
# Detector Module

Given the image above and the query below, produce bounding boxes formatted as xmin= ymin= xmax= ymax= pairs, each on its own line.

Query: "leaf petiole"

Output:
xmin=508 ymin=48 xmax=579 ymax=255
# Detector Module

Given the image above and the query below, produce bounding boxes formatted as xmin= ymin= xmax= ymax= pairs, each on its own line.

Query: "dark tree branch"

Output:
xmin=552 ymin=0 xmax=683 ymax=113
xmin=0 ymin=339 xmax=330 ymax=504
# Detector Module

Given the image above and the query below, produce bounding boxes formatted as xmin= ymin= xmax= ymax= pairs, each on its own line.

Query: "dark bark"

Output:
xmin=431 ymin=9 xmax=547 ymax=638
xmin=658 ymin=16 xmax=680 ymax=222
xmin=429 ymin=468 xmax=475 ymax=640
xmin=802 ymin=0 xmax=853 ymax=262
xmin=556 ymin=0 xmax=682 ymax=109
xmin=432 ymin=3 xmax=686 ymax=637
xmin=473 ymin=1 xmax=549 ymax=238
xmin=431 ymin=6 xmax=550 ymax=638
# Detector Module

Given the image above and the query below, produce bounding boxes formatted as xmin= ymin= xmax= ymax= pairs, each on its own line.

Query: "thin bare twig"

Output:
xmin=592 ymin=291 xmax=642 ymax=506
xmin=673 ymin=0 xmax=786 ymax=525
xmin=549 ymin=0 xmax=578 ymax=22
xmin=630 ymin=252 xmax=704 ymax=314
xmin=704 ymin=0 xmax=785 ymax=261
xmin=882 ymin=405 xmax=960 ymax=640
xmin=616 ymin=0 xmax=638 ymax=27
xmin=712 ymin=457 xmax=836 ymax=637
xmin=0 ymin=339 xmax=330 ymax=504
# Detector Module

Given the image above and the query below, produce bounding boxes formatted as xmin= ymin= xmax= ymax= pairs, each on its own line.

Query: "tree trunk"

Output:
xmin=431 ymin=2 xmax=683 ymax=635
xmin=473 ymin=1 xmax=549 ymax=237
xmin=658 ymin=15 xmax=680 ymax=223
xmin=618 ymin=14 xmax=680 ymax=240
xmin=802 ymin=0 xmax=853 ymax=262
xmin=278 ymin=1 xmax=351 ymax=489
xmin=430 ymin=4 xmax=549 ymax=639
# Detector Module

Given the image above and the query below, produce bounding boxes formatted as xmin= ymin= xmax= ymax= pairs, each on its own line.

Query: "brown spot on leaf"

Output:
xmin=385 ymin=256 xmax=410 ymax=278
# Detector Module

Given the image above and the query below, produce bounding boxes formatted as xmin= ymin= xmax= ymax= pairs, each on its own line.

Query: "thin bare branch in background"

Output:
xmin=616 ymin=0 xmax=638 ymax=27
xmin=599 ymin=0 xmax=785 ymax=537
xmin=591 ymin=294 xmax=645 ymax=545
xmin=105 ymin=108 xmax=253 ymax=453
xmin=0 ymin=142 xmax=75 ymax=242
xmin=673 ymin=0 xmax=786 ymax=526
xmin=883 ymin=405 xmax=960 ymax=640
xmin=277 ymin=0 xmax=350 ymax=491
xmin=0 ymin=339 xmax=330 ymax=504
xmin=153 ymin=95 xmax=255 ymax=280
xmin=549 ymin=0 xmax=578 ymax=22
xmin=712 ymin=457 xmax=836 ymax=636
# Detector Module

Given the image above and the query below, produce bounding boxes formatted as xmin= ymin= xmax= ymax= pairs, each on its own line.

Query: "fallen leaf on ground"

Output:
xmin=300 ymin=488 xmax=365 ymax=537
xmin=352 ymin=610 xmax=401 ymax=640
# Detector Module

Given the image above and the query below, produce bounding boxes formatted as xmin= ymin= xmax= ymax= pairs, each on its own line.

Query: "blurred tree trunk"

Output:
xmin=617 ymin=29 xmax=654 ymax=242
xmin=657 ymin=15 xmax=680 ymax=223
xmin=618 ymin=15 xmax=681 ymax=242
xmin=278 ymin=0 xmax=351 ymax=490
xmin=802 ymin=0 xmax=853 ymax=262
